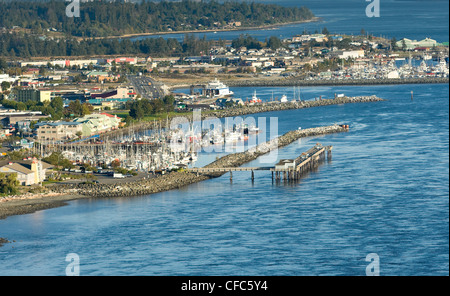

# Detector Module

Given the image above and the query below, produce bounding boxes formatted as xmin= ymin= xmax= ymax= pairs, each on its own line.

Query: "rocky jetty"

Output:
xmin=225 ymin=77 xmax=449 ymax=87
xmin=102 ymin=95 xmax=384 ymax=139
xmin=52 ymin=125 xmax=348 ymax=198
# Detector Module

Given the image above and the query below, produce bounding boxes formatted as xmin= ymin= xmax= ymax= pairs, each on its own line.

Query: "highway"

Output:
xmin=128 ymin=75 xmax=166 ymax=99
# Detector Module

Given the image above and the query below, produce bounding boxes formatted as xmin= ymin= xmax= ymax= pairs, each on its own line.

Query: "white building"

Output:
xmin=329 ymin=50 xmax=365 ymax=59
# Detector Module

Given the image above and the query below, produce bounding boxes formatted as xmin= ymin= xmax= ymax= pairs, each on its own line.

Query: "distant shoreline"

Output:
xmin=166 ymin=77 xmax=450 ymax=90
xmin=81 ymin=17 xmax=321 ymax=41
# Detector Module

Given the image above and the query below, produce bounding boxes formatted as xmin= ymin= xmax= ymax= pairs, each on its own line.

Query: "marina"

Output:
xmin=0 ymin=0 xmax=447 ymax=277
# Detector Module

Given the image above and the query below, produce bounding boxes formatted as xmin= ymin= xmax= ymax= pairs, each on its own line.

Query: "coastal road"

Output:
xmin=128 ymin=75 xmax=167 ymax=99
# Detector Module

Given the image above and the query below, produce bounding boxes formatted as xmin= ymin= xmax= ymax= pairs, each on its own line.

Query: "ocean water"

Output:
xmin=131 ymin=0 xmax=449 ymax=43
xmin=0 ymin=83 xmax=448 ymax=275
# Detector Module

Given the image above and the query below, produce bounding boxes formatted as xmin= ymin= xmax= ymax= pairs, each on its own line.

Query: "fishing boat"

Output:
xmin=249 ymin=90 xmax=262 ymax=103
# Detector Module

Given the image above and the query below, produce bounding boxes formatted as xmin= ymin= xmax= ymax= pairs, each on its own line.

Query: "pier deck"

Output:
xmin=187 ymin=143 xmax=332 ymax=181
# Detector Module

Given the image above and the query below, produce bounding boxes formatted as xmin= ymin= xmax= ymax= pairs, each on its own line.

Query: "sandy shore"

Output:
xmin=0 ymin=192 xmax=88 ymax=220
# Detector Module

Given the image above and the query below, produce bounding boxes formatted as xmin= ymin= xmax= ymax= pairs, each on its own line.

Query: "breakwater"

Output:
xmin=224 ymin=77 xmax=449 ymax=87
xmin=51 ymin=124 xmax=349 ymax=198
xmin=101 ymin=95 xmax=384 ymax=140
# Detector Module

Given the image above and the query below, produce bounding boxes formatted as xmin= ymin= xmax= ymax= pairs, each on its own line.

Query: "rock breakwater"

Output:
xmin=225 ymin=77 xmax=449 ymax=87
xmin=53 ymin=124 xmax=349 ymax=198
xmin=102 ymin=95 xmax=384 ymax=140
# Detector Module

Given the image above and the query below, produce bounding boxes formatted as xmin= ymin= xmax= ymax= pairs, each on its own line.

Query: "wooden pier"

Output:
xmin=187 ymin=143 xmax=332 ymax=182
xmin=271 ymin=143 xmax=332 ymax=182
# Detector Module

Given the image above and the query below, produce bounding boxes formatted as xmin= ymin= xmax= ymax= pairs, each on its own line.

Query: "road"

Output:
xmin=128 ymin=75 xmax=166 ymax=99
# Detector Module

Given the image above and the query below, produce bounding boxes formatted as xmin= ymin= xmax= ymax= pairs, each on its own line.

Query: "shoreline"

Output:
xmin=0 ymin=193 xmax=88 ymax=220
xmin=167 ymin=77 xmax=449 ymax=90
xmin=80 ymin=17 xmax=321 ymax=41
xmin=0 ymin=124 xmax=349 ymax=221
xmin=0 ymin=95 xmax=384 ymax=221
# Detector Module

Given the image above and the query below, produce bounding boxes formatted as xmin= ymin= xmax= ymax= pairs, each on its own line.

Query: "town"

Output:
xmin=0 ymin=31 xmax=448 ymax=195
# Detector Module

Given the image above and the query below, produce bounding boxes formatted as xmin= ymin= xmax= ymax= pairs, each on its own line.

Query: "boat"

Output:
xmin=225 ymin=131 xmax=241 ymax=143
xmin=280 ymin=94 xmax=288 ymax=102
xmin=421 ymin=54 xmax=432 ymax=60
xmin=249 ymin=90 xmax=262 ymax=103
xmin=204 ymin=79 xmax=234 ymax=98
xmin=248 ymin=126 xmax=260 ymax=134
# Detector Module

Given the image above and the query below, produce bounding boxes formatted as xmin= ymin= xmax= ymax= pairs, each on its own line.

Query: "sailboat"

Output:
xmin=292 ymin=86 xmax=301 ymax=102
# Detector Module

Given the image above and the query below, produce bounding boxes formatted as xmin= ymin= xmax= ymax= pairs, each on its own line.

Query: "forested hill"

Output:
xmin=0 ymin=0 xmax=315 ymax=38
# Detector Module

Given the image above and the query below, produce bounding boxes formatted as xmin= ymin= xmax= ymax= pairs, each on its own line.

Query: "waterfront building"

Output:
xmin=73 ymin=113 xmax=122 ymax=137
xmin=329 ymin=50 xmax=365 ymax=59
xmin=0 ymin=158 xmax=50 ymax=185
xmin=35 ymin=121 xmax=83 ymax=142
xmin=396 ymin=37 xmax=437 ymax=50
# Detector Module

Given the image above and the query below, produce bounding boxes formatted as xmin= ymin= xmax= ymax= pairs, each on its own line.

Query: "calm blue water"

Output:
xmin=0 ymin=83 xmax=448 ymax=275
xmin=0 ymin=0 xmax=448 ymax=276
xmin=130 ymin=0 xmax=449 ymax=43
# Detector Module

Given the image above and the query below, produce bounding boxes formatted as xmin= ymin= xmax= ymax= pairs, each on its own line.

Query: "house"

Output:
xmin=0 ymin=158 xmax=51 ymax=185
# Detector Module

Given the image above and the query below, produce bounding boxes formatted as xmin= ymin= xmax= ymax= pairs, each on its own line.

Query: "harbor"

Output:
xmin=47 ymin=124 xmax=349 ymax=198
xmin=30 ymin=94 xmax=383 ymax=175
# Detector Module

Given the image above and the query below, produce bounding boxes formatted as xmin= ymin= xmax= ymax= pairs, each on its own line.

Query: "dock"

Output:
xmin=187 ymin=143 xmax=332 ymax=182
xmin=272 ymin=143 xmax=332 ymax=181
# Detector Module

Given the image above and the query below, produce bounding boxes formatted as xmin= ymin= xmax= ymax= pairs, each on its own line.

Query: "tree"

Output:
xmin=81 ymin=103 xmax=94 ymax=116
xmin=322 ymin=27 xmax=330 ymax=35
xmin=129 ymin=101 xmax=145 ymax=119
xmin=402 ymin=39 xmax=407 ymax=51
xmin=50 ymin=96 xmax=64 ymax=114
xmin=1 ymin=81 xmax=10 ymax=92
xmin=267 ymin=36 xmax=283 ymax=50
xmin=390 ymin=37 xmax=398 ymax=51
xmin=66 ymin=100 xmax=83 ymax=117
xmin=0 ymin=172 xmax=20 ymax=195
xmin=0 ymin=58 xmax=7 ymax=71
xmin=163 ymin=95 xmax=175 ymax=111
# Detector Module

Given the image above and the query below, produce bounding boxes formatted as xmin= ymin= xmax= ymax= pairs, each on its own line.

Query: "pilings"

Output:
xmin=272 ymin=144 xmax=332 ymax=183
